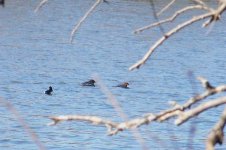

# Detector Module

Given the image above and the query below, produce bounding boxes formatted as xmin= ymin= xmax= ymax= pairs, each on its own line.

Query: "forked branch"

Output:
xmin=129 ymin=12 xmax=213 ymax=70
xmin=130 ymin=1 xmax=226 ymax=71
xmin=134 ymin=5 xmax=212 ymax=34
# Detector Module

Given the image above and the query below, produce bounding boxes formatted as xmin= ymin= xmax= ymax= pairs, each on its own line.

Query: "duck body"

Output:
xmin=82 ymin=79 xmax=95 ymax=87
xmin=45 ymin=86 xmax=53 ymax=95
xmin=115 ymin=82 xmax=129 ymax=88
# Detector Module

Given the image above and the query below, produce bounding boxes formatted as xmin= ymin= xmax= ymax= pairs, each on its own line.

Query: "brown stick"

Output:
xmin=48 ymin=115 xmax=118 ymax=131
xmin=206 ymin=106 xmax=226 ymax=150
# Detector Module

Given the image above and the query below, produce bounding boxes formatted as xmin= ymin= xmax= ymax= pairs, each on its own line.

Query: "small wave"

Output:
xmin=10 ymin=80 xmax=24 ymax=84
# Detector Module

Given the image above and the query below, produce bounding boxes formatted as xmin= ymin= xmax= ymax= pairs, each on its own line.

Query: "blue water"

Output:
xmin=0 ymin=0 xmax=226 ymax=149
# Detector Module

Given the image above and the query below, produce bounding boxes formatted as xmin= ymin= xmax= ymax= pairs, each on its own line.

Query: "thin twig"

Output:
xmin=70 ymin=0 xmax=103 ymax=43
xmin=34 ymin=0 xmax=48 ymax=13
xmin=157 ymin=0 xmax=176 ymax=16
xmin=134 ymin=5 xmax=211 ymax=34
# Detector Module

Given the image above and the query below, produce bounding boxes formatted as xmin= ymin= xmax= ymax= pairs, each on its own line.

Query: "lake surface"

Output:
xmin=0 ymin=0 xmax=226 ymax=149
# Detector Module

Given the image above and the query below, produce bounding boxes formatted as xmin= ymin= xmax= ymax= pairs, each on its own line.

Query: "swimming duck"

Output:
xmin=45 ymin=86 xmax=53 ymax=95
xmin=115 ymin=82 xmax=129 ymax=88
xmin=0 ymin=0 xmax=4 ymax=7
xmin=81 ymin=79 xmax=96 ymax=87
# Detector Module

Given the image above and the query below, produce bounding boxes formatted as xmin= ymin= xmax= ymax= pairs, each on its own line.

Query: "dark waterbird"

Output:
xmin=0 ymin=0 xmax=4 ymax=7
xmin=114 ymin=82 xmax=129 ymax=88
xmin=81 ymin=79 xmax=96 ymax=87
xmin=45 ymin=86 xmax=53 ymax=95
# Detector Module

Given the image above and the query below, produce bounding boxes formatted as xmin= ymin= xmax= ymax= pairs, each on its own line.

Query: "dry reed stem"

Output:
xmin=48 ymin=115 xmax=118 ymax=129
xmin=0 ymin=98 xmax=46 ymax=150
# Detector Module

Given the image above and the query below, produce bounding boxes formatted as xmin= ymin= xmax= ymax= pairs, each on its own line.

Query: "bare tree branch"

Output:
xmin=130 ymin=12 xmax=214 ymax=71
xmin=206 ymin=106 xmax=226 ymax=150
xmin=175 ymin=97 xmax=226 ymax=125
xmin=130 ymin=1 xmax=226 ymax=71
xmin=203 ymin=0 xmax=226 ymax=27
xmin=48 ymin=77 xmax=226 ymax=139
xmin=48 ymin=115 xmax=118 ymax=131
xmin=70 ymin=0 xmax=103 ymax=43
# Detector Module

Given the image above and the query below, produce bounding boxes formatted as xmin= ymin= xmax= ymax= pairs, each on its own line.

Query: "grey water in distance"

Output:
xmin=0 ymin=0 xmax=226 ymax=149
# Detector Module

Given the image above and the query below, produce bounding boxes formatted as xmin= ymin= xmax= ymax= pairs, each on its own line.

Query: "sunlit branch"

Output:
xmin=130 ymin=0 xmax=226 ymax=71
xmin=203 ymin=0 xmax=226 ymax=27
xmin=129 ymin=12 xmax=213 ymax=71
xmin=48 ymin=115 xmax=118 ymax=130
xmin=175 ymin=97 xmax=226 ymax=125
